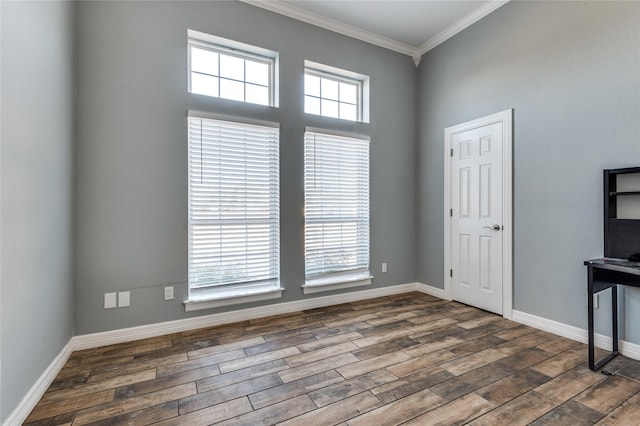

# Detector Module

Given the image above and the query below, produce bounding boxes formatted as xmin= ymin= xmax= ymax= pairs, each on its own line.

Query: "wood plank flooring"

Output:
xmin=25 ymin=292 xmax=640 ymax=425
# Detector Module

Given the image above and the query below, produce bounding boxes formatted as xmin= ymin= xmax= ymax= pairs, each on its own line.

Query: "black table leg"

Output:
xmin=612 ymin=284 xmax=619 ymax=356
xmin=588 ymin=266 xmax=619 ymax=371
xmin=588 ymin=266 xmax=595 ymax=370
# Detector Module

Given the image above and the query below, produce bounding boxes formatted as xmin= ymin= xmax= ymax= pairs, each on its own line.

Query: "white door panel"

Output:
xmin=450 ymin=122 xmax=503 ymax=314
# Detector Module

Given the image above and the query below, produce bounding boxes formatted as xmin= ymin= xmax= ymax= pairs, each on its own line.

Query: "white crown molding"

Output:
xmin=239 ymin=0 xmax=415 ymax=57
xmin=240 ymin=0 xmax=510 ymax=67
xmin=415 ymin=0 xmax=510 ymax=58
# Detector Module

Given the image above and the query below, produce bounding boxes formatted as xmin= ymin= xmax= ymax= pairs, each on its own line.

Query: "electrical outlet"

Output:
xmin=118 ymin=291 xmax=130 ymax=307
xmin=164 ymin=286 xmax=174 ymax=301
xmin=104 ymin=292 xmax=117 ymax=309
xmin=382 ymin=262 xmax=388 ymax=273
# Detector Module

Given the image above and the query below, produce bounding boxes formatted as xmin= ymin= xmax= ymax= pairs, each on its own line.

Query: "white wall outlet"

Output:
xmin=382 ymin=262 xmax=388 ymax=273
xmin=104 ymin=292 xmax=117 ymax=309
xmin=164 ymin=286 xmax=174 ymax=301
xmin=593 ymin=293 xmax=599 ymax=309
xmin=118 ymin=291 xmax=130 ymax=307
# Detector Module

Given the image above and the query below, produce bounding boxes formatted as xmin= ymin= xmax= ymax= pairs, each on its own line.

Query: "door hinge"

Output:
xmin=450 ymin=269 xmax=453 ymax=277
xmin=450 ymin=148 xmax=453 ymax=157
xmin=450 ymin=209 xmax=453 ymax=217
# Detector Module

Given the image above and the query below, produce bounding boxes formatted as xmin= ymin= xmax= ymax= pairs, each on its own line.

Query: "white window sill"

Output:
xmin=184 ymin=286 xmax=284 ymax=312
xmin=302 ymin=273 xmax=373 ymax=294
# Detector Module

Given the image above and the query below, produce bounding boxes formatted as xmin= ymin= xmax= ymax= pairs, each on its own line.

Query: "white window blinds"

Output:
xmin=304 ymin=131 xmax=370 ymax=285
xmin=188 ymin=116 xmax=280 ymax=297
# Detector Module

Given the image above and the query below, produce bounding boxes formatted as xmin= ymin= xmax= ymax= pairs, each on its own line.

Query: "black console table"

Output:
xmin=585 ymin=167 xmax=640 ymax=371
xmin=584 ymin=258 xmax=640 ymax=371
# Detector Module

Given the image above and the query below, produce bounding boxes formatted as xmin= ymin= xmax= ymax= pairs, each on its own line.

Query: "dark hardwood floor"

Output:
xmin=24 ymin=292 xmax=640 ymax=425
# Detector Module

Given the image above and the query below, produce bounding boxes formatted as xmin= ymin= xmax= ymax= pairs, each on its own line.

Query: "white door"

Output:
xmin=450 ymin=121 xmax=504 ymax=314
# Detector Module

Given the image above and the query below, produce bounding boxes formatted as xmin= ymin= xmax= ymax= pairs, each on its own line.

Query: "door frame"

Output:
xmin=443 ymin=109 xmax=513 ymax=319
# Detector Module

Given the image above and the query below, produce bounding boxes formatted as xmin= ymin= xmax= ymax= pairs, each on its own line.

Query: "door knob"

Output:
xmin=483 ymin=224 xmax=501 ymax=231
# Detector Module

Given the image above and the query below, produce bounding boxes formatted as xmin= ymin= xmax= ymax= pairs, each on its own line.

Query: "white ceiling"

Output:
xmin=242 ymin=0 xmax=509 ymax=64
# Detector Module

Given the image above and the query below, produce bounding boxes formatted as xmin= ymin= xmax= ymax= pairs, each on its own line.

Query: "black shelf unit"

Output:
xmin=604 ymin=166 xmax=640 ymax=259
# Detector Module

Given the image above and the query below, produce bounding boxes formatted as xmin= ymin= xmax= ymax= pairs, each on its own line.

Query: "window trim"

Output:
xmin=188 ymin=29 xmax=279 ymax=107
xmin=185 ymin=286 xmax=283 ymax=312
xmin=302 ymin=271 xmax=373 ymax=295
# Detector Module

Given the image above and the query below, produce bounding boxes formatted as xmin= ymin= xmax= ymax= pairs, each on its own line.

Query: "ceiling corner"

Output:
xmin=415 ymin=0 xmax=510 ymax=58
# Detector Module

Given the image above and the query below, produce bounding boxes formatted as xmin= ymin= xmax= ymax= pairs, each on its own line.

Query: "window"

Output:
xmin=188 ymin=30 xmax=278 ymax=106
xmin=304 ymin=61 xmax=369 ymax=122
xmin=303 ymin=130 xmax=371 ymax=293
xmin=187 ymin=115 xmax=281 ymax=309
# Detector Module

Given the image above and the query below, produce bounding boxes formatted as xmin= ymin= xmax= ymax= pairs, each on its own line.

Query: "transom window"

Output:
xmin=304 ymin=61 xmax=369 ymax=123
xmin=188 ymin=30 xmax=278 ymax=106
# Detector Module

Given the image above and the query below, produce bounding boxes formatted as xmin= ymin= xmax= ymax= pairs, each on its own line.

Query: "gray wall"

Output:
xmin=74 ymin=1 xmax=418 ymax=334
xmin=0 ymin=1 xmax=75 ymax=422
xmin=417 ymin=1 xmax=640 ymax=341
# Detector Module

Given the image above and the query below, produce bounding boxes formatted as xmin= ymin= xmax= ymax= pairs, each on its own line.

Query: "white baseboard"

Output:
xmin=4 ymin=339 xmax=74 ymax=426
xmin=4 ymin=282 xmax=417 ymax=424
xmin=16 ymin=285 xmax=640 ymax=426
xmin=619 ymin=339 xmax=640 ymax=360
xmin=512 ymin=310 xmax=640 ymax=361
xmin=74 ymin=282 xmax=421 ymax=350
xmin=415 ymin=282 xmax=449 ymax=300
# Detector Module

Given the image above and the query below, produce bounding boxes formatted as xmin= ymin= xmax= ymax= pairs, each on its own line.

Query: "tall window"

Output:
xmin=304 ymin=61 xmax=369 ymax=123
xmin=188 ymin=30 xmax=278 ymax=106
xmin=303 ymin=130 xmax=371 ymax=293
xmin=188 ymin=115 xmax=280 ymax=302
